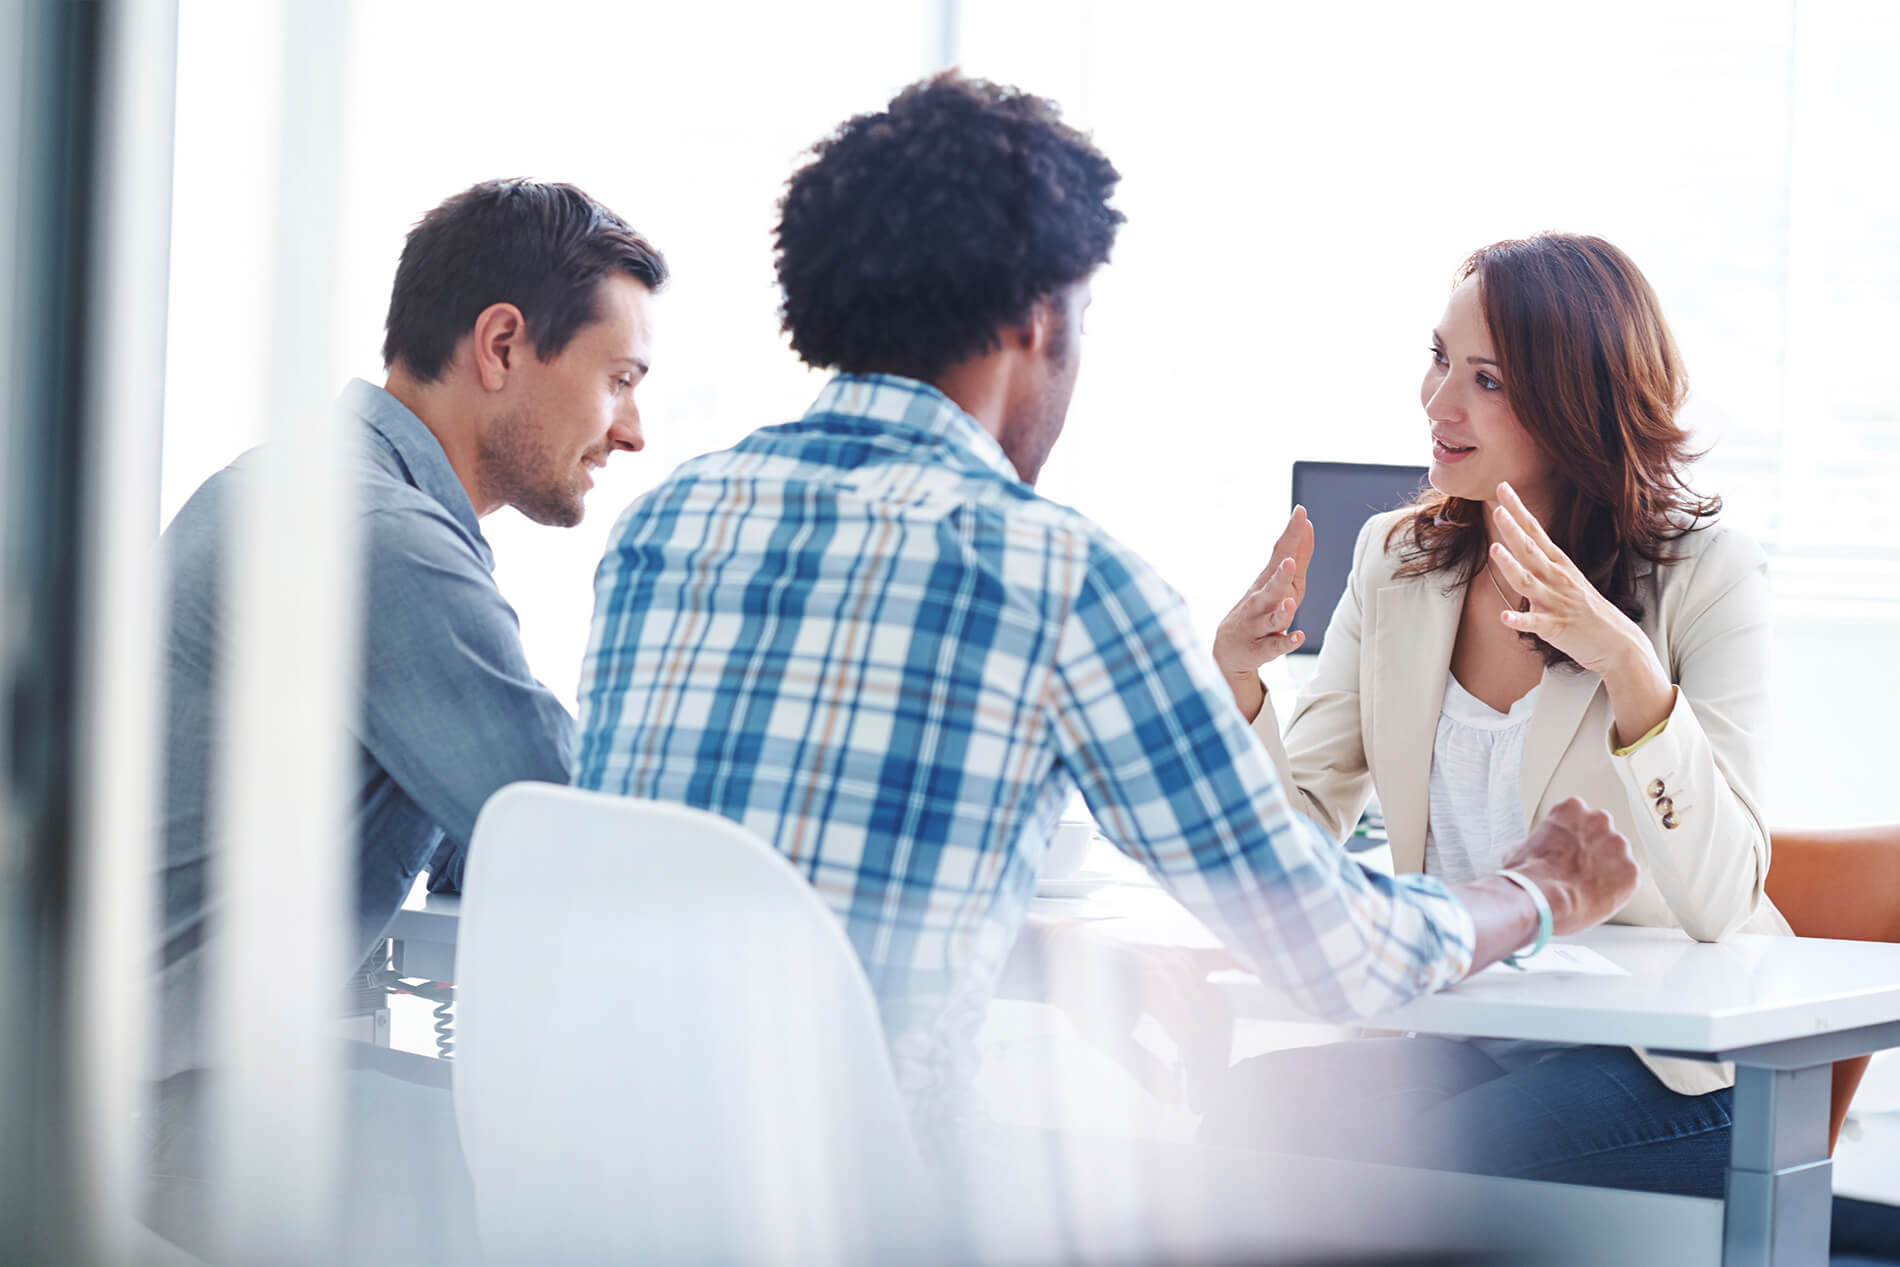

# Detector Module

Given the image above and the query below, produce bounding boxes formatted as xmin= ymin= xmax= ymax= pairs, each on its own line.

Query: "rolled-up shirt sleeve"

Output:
xmin=1043 ymin=537 xmax=1474 ymax=1021
xmin=358 ymin=505 xmax=576 ymax=895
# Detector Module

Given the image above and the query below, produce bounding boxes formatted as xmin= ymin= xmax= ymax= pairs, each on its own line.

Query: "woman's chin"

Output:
xmin=1427 ymin=465 xmax=1485 ymax=502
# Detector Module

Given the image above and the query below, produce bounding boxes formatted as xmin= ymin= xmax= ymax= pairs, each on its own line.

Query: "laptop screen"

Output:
xmin=1287 ymin=461 xmax=1431 ymax=656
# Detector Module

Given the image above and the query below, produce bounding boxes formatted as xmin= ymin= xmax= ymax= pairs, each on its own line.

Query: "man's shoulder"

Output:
xmin=164 ymin=447 xmax=472 ymax=535
xmin=355 ymin=468 xmax=487 ymax=561
xmin=990 ymin=485 xmax=1103 ymax=544
xmin=166 ymin=446 xmax=490 ymax=585
xmin=637 ymin=428 xmax=1092 ymax=533
xmin=629 ymin=445 xmax=1157 ymax=591
xmin=356 ymin=476 xmax=466 ymax=530
xmin=352 ymin=503 xmax=504 ymax=629
xmin=934 ymin=483 xmax=1154 ymax=593
xmin=1001 ymin=494 xmax=1189 ymax=618
xmin=162 ymin=459 xmax=242 ymax=550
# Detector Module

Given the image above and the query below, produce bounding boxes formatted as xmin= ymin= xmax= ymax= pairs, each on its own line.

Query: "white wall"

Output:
xmin=954 ymin=0 xmax=1899 ymax=828
xmin=162 ymin=0 xmax=1899 ymax=826
xmin=162 ymin=0 xmax=943 ymax=703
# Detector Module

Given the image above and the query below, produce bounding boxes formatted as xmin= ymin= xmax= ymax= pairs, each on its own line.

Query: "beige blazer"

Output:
xmin=1252 ymin=508 xmax=1790 ymax=1096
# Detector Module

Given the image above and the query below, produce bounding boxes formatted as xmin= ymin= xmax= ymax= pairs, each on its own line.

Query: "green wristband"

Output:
xmin=1494 ymin=869 xmax=1552 ymax=965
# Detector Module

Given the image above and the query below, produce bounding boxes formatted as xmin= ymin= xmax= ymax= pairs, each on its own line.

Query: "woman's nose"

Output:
xmin=1423 ymin=375 xmax=1462 ymax=423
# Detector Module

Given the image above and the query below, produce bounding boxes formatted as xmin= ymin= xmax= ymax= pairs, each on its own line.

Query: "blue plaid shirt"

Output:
xmin=576 ymin=374 xmax=1474 ymax=1138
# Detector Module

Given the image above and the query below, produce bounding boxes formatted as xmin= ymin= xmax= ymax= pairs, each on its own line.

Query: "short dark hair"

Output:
xmin=382 ymin=178 xmax=668 ymax=382
xmin=775 ymin=72 xmax=1123 ymax=381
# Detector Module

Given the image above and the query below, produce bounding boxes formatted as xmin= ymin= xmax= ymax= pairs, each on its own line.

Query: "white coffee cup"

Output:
xmin=1043 ymin=819 xmax=1095 ymax=880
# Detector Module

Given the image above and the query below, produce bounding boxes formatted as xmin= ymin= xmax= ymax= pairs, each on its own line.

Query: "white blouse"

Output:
xmin=1422 ymin=676 xmax=1541 ymax=886
xmin=1423 ymin=675 xmax=1563 ymax=1072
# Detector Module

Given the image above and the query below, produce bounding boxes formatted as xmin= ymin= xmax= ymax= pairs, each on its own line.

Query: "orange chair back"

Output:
xmin=1766 ymin=825 xmax=1900 ymax=1154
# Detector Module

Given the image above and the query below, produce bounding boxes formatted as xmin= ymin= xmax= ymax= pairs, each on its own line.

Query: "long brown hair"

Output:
xmin=1392 ymin=232 xmax=1720 ymax=668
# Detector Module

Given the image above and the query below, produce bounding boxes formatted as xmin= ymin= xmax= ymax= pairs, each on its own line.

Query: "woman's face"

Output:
xmin=1421 ymin=275 xmax=1553 ymax=516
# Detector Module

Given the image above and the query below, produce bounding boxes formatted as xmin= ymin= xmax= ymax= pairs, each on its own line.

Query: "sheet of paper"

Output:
xmin=1486 ymin=942 xmax=1630 ymax=977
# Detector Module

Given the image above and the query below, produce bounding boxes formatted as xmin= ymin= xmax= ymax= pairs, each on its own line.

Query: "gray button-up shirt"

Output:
xmin=157 ymin=379 xmax=574 ymax=1076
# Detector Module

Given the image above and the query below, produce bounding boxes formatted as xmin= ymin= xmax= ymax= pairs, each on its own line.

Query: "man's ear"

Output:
xmin=468 ymin=302 xmax=528 ymax=392
xmin=1017 ymin=297 xmax=1056 ymax=353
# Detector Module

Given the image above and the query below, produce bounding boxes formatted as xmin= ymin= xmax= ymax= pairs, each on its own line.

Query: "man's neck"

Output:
xmin=382 ymin=369 xmax=491 ymax=517
xmin=930 ymin=356 xmax=1013 ymax=448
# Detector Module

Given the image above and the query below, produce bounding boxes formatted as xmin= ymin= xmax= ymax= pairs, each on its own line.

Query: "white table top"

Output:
xmin=399 ymin=845 xmax=1900 ymax=1059
xmin=1026 ymin=844 xmax=1900 ymax=1057
xmin=1256 ymin=922 xmax=1900 ymax=1054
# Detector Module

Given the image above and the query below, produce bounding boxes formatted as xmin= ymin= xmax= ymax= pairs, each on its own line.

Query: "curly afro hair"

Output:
xmin=775 ymin=72 xmax=1124 ymax=382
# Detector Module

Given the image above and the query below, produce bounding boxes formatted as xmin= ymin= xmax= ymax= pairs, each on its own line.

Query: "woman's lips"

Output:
xmin=1432 ymin=439 xmax=1477 ymax=463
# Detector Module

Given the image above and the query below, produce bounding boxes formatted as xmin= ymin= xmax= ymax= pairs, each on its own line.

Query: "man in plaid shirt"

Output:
xmin=574 ymin=74 xmax=1636 ymax=1148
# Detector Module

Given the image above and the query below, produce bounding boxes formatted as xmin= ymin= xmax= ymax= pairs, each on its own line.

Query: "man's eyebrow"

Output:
xmin=613 ymin=356 xmax=651 ymax=375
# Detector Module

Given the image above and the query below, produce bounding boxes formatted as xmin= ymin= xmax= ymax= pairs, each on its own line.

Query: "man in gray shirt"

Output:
xmin=149 ymin=179 xmax=665 ymax=1256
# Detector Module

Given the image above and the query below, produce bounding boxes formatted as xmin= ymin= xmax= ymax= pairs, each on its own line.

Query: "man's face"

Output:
xmin=478 ymin=273 xmax=655 ymax=527
xmin=996 ymin=280 xmax=1089 ymax=486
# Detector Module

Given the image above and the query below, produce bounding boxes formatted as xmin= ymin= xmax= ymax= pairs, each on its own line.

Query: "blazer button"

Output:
xmin=1655 ymin=796 xmax=1674 ymax=816
xmin=1647 ymin=778 xmax=1666 ymax=799
xmin=1662 ymin=812 xmax=1679 ymax=830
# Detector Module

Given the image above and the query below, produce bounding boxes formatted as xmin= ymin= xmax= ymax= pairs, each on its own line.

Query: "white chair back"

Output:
xmin=452 ymin=782 xmax=933 ymax=1265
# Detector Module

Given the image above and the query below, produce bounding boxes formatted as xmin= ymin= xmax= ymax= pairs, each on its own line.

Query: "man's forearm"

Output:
xmin=1452 ymin=874 xmax=1541 ymax=977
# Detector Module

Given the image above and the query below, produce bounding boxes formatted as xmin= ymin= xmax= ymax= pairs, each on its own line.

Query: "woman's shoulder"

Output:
xmin=1353 ymin=506 xmax=1425 ymax=581
xmin=1651 ymin=516 xmax=1769 ymax=597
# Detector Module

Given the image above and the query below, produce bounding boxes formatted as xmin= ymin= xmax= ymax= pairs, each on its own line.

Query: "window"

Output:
xmin=950 ymin=0 xmax=1898 ymax=820
xmin=162 ymin=0 xmax=946 ymax=707
xmin=162 ymin=0 xmax=1898 ymax=817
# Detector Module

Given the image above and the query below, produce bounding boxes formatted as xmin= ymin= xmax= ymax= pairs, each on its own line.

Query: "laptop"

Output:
xmin=1286 ymin=460 xmax=1431 ymax=657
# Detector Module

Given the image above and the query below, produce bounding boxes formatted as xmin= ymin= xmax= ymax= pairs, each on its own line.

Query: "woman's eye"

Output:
xmin=1428 ymin=346 xmax=1448 ymax=366
xmin=1477 ymin=372 xmax=1501 ymax=391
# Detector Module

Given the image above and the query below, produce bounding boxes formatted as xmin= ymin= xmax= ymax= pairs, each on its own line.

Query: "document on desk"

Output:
xmin=1483 ymin=943 xmax=1629 ymax=977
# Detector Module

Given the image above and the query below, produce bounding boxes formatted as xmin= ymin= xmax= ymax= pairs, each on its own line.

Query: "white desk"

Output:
xmin=1262 ymin=926 xmax=1900 ymax=1267
xmin=385 ymin=861 xmax=1900 ymax=1267
xmin=1011 ymin=858 xmax=1900 ymax=1267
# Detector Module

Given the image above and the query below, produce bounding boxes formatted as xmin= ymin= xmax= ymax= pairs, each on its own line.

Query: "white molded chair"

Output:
xmin=452 ymin=783 xmax=934 ymax=1265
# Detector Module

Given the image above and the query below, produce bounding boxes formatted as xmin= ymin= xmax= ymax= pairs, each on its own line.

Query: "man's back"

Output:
xmin=157 ymin=381 xmax=574 ymax=1078
xmin=579 ymin=376 xmax=1082 ymax=1115
xmin=577 ymin=375 xmax=1477 ymax=1141
xmin=574 ymin=74 xmax=1640 ymax=1162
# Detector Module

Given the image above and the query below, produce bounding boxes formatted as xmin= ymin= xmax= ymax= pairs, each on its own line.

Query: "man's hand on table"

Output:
xmin=1457 ymin=797 xmax=1639 ymax=975
xmin=1504 ymin=797 xmax=1640 ymax=934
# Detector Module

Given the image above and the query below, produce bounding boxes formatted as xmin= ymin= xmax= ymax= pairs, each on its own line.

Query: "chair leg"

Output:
xmin=1829 ymin=1055 xmax=1872 ymax=1156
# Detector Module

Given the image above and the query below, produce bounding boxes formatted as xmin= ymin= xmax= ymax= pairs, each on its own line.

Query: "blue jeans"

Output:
xmin=1198 ymin=1037 xmax=1733 ymax=1199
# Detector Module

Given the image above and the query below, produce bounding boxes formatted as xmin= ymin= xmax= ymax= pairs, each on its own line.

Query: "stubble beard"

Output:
xmin=1001 ymin=344 xmax=1079 ymax=487
xmin=478 ymin=406 xmax=587 ymax=528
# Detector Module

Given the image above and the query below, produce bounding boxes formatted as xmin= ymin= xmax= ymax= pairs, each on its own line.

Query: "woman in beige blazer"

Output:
xmin=1198 ymin=232 xmax=1788 ymax=1199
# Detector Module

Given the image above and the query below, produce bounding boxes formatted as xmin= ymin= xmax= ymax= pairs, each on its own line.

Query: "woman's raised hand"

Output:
xmin=1486 ymin=483 xmax=1649 ymax=675
xmin=1213 ymin=506 xmax=1315 ymax=688
xmin=1487 ymin=482 xmax=1675 ymax=745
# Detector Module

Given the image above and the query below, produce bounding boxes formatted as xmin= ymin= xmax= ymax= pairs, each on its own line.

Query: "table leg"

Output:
xmin=1723 ymin=1063 xmax=1832 ymax=1267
